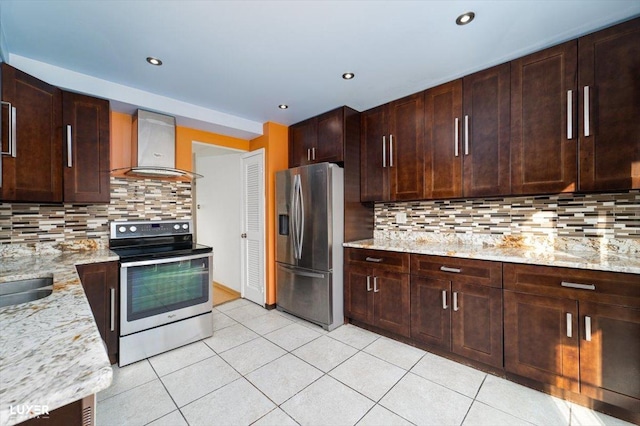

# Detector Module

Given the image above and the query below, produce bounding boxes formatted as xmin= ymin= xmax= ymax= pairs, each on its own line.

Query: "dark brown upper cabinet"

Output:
xmin=289 ymin=106 xmax=357 ymax=168
xmin=511 ymin=41 xmax=578 ymax=195
xmin=462 ymin=64 xmax=511 ymax=197
xmin=424 ymin=80 xmax=463 ymax=199
xmin=1 ymin=63 xmax=63 ymax=203
xmin=578 ymin=18 xmax=640 ymax=191
xmin=361 ymin=93 xmax=424 ymax=202
xmin=63 ymin=91 xmax=111 ymax=203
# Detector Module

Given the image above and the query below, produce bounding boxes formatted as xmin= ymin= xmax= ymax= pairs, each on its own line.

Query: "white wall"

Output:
xmin=195 ymin=153 xmax=243 ymax=291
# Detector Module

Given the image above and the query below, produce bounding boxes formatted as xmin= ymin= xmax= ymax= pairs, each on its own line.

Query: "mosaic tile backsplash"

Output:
xmin=0 ymin=177 xmax=192 ymax=245
xmin=375 ymin=191 xmax=640 ymax=239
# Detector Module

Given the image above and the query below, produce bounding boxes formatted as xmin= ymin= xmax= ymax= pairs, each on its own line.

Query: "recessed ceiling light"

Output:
xmin=342 ymin=72 xmax=355 ymax=80
xmin=278 ymin=104 xmax=288 ymax=109
xmin=146 ymin=57 xmax=163 ymax=66
xmin=456 ymin=12 xmax=475 ymax=26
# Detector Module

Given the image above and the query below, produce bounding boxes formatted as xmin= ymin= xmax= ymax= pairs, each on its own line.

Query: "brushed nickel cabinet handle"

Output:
xmin=366 ymin=276 xmax=372 ymax=292
xmin=566 ymin=312 xmax=572 ymax=338
xmin=585 ymin=316 xmax=592 ymax=342
xmin=307 ymin=148 xmax=310 ymax=161
xmin=66 ymin=125 xmax=73 ymax=167
xmin=442 ymin=290 xmax=448 ymax=310
xmin=561 ymin=281 xmax=595 ymax=291
xmin=365 ymin=257 xmax=383 ymax=263
xmin=373 ymin=276 xmax=379 ymax=293
xmin=440 ymin=266 xmax=461 ymax=273
xmin=464 ymin=115 xmax=469 ymax=155
xmin=312 ymin=147 xmax=316 ymax=160
xmin=453 ymin=291 xmax=459 ymax=311
xmin=389 ymin=134 xmax=394 ymax=167
xmin=454 ymin=118 xmax=459 ymax=157
xmin=110 ymin=288 xmax=116 ymax=332
xmin=382 ymin=136 xmax=386 ymax=167
xmin=567 ymin=90 xmax=573 ymax=139
xmin=584 ymin=86 xmax=590 ymax=137
xmin=0 ymin=101 xmax=13 ymax=156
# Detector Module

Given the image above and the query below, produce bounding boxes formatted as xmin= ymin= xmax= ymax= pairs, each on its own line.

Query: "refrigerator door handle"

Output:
xmin=291 ymin=175 xmax=299 ymax=259
xmin=297 ymin=173 xmax=305 ymax=260
xmin=279 ymin=264 xmax=326 ymax=279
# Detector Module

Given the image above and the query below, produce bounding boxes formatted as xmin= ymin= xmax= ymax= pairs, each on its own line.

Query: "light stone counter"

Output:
xmin=344 ymin=238 xmax=640 ymax=275
xmin=0 ymin=249 xmax=119 ymax=426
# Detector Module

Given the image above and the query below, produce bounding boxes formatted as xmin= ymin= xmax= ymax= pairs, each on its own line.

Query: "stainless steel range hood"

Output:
xmin=113 ymin=109 xmax=202 ymax=179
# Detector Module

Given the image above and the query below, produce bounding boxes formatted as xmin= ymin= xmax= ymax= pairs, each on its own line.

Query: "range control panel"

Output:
xmin=110 ymin=220 xmax=192 ymax=239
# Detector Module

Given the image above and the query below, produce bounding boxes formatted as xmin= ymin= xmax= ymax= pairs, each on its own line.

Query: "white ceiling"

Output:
xmin=1 ymin=1 xmax=639 ymax=139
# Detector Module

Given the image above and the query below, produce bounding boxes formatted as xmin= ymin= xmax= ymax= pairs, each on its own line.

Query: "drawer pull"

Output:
xmin=365 ymin=257 xmax=383 ymax=263
xmin=366 ymin=276 xmax=372 ymax=292
xmin=566 ymin=312 xmax=572 ymax=338
xmin=561 ymin=281 xmax=595 ymax=291
xmin=442 ymin=290 xmax=448 ymax=310
xmin=440 ymin=266 xmax=461 ymax=273
xmin=585 ymin=316 xmax=592 ymax=342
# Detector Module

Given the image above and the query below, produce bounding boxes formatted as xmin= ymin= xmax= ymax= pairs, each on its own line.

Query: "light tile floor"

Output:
xmin=98 ymin=298 xmax=633 ymax=426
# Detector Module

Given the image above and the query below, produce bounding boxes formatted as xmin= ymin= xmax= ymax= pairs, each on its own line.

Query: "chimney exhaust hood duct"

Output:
xmin=113 ymin=109 xmax=202 ymax=179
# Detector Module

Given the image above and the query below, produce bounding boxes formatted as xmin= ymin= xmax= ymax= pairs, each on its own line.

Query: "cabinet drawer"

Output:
xmin=411 ymin=254 xmax=502 ymax=288
xmin=345 ymin=248 xmax=409 ymax=273
xmin=504 ymin=263 xmax=640 ymax=307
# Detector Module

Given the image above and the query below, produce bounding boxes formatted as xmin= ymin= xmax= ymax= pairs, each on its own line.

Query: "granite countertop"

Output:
xmin=0 ymin=249 xmax=119 ymax=426
xmin=344 ymin=239 xmax=640 ymax=275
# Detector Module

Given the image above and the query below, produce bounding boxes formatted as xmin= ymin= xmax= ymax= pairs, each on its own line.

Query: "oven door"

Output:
xmin=120 ymin=252 xmax=212 ymax=336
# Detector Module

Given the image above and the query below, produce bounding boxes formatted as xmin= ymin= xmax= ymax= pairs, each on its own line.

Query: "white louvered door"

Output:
xmin=240 ymin=149 xmax=265 ymax=306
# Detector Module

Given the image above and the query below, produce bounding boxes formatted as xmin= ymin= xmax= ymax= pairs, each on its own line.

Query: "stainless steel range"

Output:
xmin=109 ymin=220 xmax=213 ymax=366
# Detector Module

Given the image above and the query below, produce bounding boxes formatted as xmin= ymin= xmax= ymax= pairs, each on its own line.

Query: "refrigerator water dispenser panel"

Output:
xmin=279 ymin=215 xmax=290 ymax=235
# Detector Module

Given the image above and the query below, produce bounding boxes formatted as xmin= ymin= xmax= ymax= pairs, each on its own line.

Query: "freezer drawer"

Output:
xmin=276 ymin=263 xmax=332 ymax=326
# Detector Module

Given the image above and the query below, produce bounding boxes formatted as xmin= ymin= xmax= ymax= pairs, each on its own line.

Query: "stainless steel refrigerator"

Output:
xmin=275 ymin=162 xmax=344 ymax=331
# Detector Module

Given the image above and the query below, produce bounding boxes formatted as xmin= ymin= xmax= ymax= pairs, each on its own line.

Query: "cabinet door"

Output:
xmin=578 ymin=18 xmax=640 ymax=191
xmin=451 ymin=282 xmax=503 ymax=368
xmin=361 ymin=105 xmax=389 ymax=201
xmin=373 ymin=270 xmax=410 ymax=337
xmin=504 ymin=291 xmax=579 ymax=392
xmin=344 ymin=265 xmax=373 ymax=324
xmin=76 ymin=261 xmax=119 ymax=364
xmin=315 ymin=108 xmax=343 ymax=163
xmin=463 ymin=64 xmax=511 ymax=197
xmin=410 ymin=275 xmax=451 ymax=350
xmin=580 ymin=301 xmax=640 ymax=411
xmin=424 ymin=80 xmax=463 ymax=199
xmin=62 ymin=92 xmax=110 ymax=203
xmin=1 ymin=63 xmax=62 ymax=203
xmin=511 ymin=41 xmax=577 ymax=195
xmin=289 ymin=118 xmax=316 ymax=168
xmin=389 ymin=93 xmax=424 ymax=201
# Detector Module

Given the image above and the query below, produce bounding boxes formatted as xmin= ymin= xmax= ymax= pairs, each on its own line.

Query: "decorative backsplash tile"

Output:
xmin=375 ymin=191 xmax=640 ymax=239
xmin=0 ymin=177 xmax=193 ymax=246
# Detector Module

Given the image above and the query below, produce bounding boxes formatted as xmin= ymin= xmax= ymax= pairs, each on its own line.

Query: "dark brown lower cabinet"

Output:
xmin=579 ymin=301 xmax=640 ymax=412
xmin=410 ymin=255 xmax=503 ymax=368
xmin=21 ymin=395 xmax=94 ymax=426
xmin=504 ymin=290 xmax=580 ymax=392
xmin=76 ymin=261 xmax=119 ymax=364
xmin=344 ymin=248 xmax=410 ymax=337
xmin=503 ymin=263 xmax=640 ymax=416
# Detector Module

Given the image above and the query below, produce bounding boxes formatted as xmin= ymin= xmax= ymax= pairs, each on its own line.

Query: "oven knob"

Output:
xmin=182 ymin=223 xmax=189 ymax=230
xmin=129 ymin=226 xmax=137 ymax=232
xmin=174 ymin=224 xmax=180 ymax=230
xmin=118 ymin=226 xmax=126 ymax=233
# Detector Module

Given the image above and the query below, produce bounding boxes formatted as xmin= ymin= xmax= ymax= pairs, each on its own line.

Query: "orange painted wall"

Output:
xmin=110 ymin=112 xmax=133 ymax=170
xmin=250 ymin=122 xmax=289 ymax=305
xmin=176 ymin=126 xmax=250 ymax=171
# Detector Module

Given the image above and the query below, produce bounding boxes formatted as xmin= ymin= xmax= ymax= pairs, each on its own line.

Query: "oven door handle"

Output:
xmin=120 ymin=252 xmax=212 ymax=268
